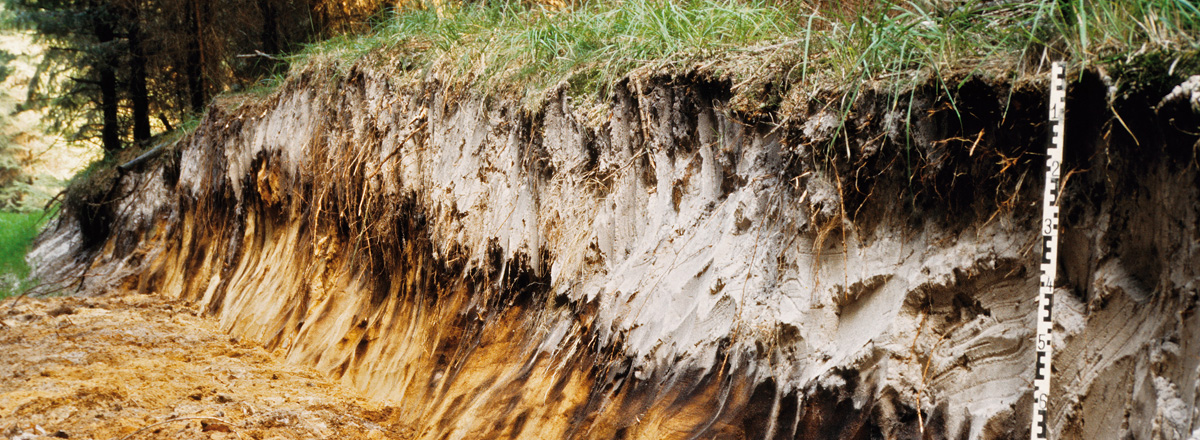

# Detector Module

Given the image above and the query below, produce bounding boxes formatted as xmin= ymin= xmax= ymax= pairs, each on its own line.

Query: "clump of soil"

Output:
xmin=0 ymin=292 xmax=411 ymax=440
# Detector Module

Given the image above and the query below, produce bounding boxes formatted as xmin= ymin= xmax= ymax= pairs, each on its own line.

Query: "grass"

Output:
xmin=285 ymin=0 xmax=1199 ymax=108
xmin=0 ymin=209 xmax=51 ymax=299
xmin=292 ymin=0 xmax=800 ymax=101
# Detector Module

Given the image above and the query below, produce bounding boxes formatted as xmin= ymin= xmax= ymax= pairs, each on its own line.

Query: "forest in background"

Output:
xmin=2 ymin=0 xmax=395 ymax=153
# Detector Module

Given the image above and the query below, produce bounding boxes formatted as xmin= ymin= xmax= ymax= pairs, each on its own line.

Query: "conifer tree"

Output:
xmin=6 ymin=0 xmax=331 ymax=154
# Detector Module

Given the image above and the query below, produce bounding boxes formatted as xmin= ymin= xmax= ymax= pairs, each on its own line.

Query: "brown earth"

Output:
xmin=0 ymin=291 xmax=412 ymax=440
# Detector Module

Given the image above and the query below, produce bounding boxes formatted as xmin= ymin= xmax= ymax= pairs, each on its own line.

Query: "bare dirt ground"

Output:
xmin=0 ymin=291 xmax=410 ymax=440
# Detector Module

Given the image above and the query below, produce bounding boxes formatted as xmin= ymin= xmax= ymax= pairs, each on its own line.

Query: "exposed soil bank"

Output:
xmin=28 ymin=62 xmax=1200 ymax=439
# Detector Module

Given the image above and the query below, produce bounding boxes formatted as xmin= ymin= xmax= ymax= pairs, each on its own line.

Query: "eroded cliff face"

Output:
xmin=30 ymin=65 xmax=1200 ymax=439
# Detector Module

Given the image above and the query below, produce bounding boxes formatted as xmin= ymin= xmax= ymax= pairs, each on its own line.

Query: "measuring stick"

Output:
xmin=1032 ymin=61 xmax=1066 ymax=440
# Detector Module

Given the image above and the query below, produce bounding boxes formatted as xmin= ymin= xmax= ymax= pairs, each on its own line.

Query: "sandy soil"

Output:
xmin=0 ymin=292 xmax=411 ymax=440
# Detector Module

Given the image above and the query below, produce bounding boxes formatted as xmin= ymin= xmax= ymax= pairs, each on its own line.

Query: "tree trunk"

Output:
xmin=130 ymin=5 xmax=151 ymax=142
xmin=185 ymin=0 xmax=206 ymax=113
xmin=260 ymin=0 xmax=279 ymax=55
xmin=250 ymin=0 xmax=281 ymax=78
xmin=94 ymin=11 xmax=120 ymax=153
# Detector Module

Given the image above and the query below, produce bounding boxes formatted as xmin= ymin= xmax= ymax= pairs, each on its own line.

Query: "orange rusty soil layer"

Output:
xmin=0 ymin=292 xmax=413 ymax=440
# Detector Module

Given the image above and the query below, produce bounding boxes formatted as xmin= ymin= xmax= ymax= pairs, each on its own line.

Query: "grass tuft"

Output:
xmin=0 ymin=209 xmax=52 ymax=299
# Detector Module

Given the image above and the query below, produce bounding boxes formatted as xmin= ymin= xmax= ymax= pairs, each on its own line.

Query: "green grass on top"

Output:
xmin=0 ymin=209 xmax=51 ymax=299
xmin=287 ymin=0 xmax=1199 ymax=105
xmin=293 ymin=0 xmax=800 ymax=97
